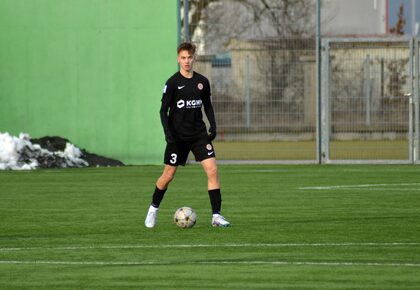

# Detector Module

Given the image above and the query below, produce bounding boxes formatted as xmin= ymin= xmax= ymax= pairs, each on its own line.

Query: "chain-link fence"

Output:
xmin=321 ymin=38 xmax=412 ymax=163
xmin=179 ymin=0 xmax=420 ymax=163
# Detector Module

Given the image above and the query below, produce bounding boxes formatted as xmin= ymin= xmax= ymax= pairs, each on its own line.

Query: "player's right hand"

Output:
xmin=165 ymin=135 xmax=175 ymax=144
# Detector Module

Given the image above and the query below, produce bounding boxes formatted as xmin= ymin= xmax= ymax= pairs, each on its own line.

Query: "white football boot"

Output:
xmin=145 ymin=205 xmax=159 ymax=228
xmin=212 ymin=214 xmax=230 ymax=227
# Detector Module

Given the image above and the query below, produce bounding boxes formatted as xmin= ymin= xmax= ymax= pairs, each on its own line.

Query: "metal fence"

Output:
xmin=320 ymin=38 xmax=418 ymax=164
xmin=180 ymin=0 xmax=420 ymax=164
xmin=196 ymin=38 xmax=317 ymax=161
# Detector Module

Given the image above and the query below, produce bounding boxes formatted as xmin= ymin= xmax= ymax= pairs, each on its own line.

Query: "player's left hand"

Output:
xmin=208 ymin=127 xmax=217 ymax=141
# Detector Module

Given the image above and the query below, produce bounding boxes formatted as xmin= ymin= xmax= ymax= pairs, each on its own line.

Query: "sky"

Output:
xmin=389 ymin=0 xmax=420 ymax=35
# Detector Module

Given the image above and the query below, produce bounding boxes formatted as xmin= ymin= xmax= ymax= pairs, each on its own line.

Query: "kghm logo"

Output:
xmin=186 ymin=99 xmax=202 ymax=108
xmin=177 ymin=100 xmax=185 ymax=108
xmin=177 ymin=99 xmax=202 ymax=109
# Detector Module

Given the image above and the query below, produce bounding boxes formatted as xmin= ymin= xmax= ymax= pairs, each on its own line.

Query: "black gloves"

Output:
xmin=165 ymin=134 xmax=175 ymax=144
xmin=208 ymin=127 xmax=217 ymax=141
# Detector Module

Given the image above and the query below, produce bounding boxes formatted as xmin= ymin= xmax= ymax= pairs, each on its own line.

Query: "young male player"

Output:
xmin=144 ymin=42 xmax=230 ymax=228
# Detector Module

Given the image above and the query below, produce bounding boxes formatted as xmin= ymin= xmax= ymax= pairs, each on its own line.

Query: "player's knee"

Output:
xmin=206 ymin=166 xmax=218 ymax=179
xmin=161 ymin=171 xmax=175 ymax=184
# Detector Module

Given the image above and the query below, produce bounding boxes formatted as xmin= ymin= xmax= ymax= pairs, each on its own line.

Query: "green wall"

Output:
xmin=0 ymin=0 xmax=178 ymax=164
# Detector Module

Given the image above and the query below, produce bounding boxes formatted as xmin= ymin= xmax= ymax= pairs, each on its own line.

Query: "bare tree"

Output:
xmin=389 ymin=4 xmax=406 ymax=35
xmin=239 ymin=0 xmax=316 ymax=37
xmin=182 ymin=0 xmax=316 ymax=53
xmin=235 ymin=1 xmax=315 ymax=107
xmin=180 ymin=0 xmax=317 ymax=122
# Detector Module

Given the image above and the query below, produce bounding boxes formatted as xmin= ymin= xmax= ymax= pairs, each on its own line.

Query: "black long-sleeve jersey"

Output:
xmin=160 ymin=71 xmax=216 ymax=142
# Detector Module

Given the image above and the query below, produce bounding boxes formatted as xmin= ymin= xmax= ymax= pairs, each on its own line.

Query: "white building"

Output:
xmin=322 ymin=0 xmax=388 ymax=36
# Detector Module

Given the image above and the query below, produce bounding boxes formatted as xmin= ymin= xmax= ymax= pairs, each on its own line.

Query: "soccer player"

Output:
xmin=144 ymin=42 xmax=230 ymax=228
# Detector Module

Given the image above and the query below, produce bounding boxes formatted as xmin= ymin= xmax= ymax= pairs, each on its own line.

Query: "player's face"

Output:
xmin=177 ymin=50 xmax=194 ymax=73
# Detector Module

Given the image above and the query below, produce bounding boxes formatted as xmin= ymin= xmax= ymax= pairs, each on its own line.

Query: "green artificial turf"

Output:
xmin=1 ymin=165 xmax=419 ymax=289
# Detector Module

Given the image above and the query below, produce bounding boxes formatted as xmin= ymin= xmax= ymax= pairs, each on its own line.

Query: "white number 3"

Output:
xmin=170 ymin=153 xmax=177 ymax=164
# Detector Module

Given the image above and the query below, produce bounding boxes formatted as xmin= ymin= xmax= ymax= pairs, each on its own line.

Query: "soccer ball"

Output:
xmin=174 ymin=207 xmax=197 ymax=228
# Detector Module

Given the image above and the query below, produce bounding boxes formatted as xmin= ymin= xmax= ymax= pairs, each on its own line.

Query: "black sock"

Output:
xmin=208 ymin=188 xmax=222 ymax=214
xmin=151 ymin=186 xmax=167 ymax=208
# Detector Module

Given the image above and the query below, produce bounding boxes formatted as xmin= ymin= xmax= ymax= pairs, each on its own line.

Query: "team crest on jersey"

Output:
xmin=206 ymin=144 xmax=213 ymax=150
xmin=197 ymin=83 xmax=203 ymax=90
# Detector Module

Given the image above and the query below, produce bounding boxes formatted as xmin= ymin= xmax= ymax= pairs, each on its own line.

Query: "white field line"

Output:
xmin=298 ymin=183 xmax=420 ymax=190
xmin=0 ymin=242 xmax=419 ymax=252
xmin=0 ymin=259 xmax=419 ymax=267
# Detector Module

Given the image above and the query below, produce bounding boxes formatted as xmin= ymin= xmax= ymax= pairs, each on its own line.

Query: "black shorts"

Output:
xmin=164 ymin=135 xmax=215 ymax=166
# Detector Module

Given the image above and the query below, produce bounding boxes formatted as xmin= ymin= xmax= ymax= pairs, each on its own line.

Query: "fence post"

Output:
xmin=364 ymin=54 xmax=372 ymax=126
xmin=316 ymin=0 xmax=322 ymax=164
xmin=183 ymin=0 xmax=190 ymax=42
xmin=177 ymin=0 xmax=182 ymax=45
xmin=245 ymin=56 xmax=251 ymax=128
xmin=409 ymin=38 xmax=414 ymax=163
xmin=414 ymin=39 xmax=419 ymax=163
xmin=320 ymin=39 xmax=330 ymax=163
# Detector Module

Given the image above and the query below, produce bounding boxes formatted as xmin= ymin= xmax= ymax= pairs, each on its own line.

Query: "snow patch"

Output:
xmin=0 ymin=132 xmax=89 ymax=170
